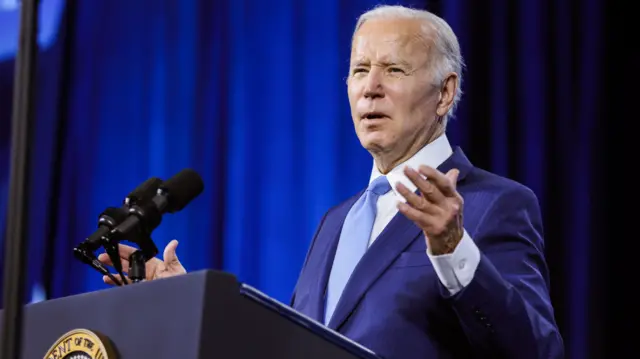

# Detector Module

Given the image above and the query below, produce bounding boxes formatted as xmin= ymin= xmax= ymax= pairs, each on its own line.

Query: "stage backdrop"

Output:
xmin=0 ymin=1 xmax=610 ymax=358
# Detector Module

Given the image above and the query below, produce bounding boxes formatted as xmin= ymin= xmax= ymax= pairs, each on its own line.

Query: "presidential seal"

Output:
xmin=43 ymin=329 xmax=117 ymax=359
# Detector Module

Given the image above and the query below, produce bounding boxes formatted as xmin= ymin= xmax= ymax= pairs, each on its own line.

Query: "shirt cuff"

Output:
xmin=426 ymin=229 xmax=481 ymax=295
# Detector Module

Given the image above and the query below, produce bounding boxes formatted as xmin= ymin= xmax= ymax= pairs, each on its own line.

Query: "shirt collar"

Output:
xmin=369 ymin=134 xmax=454 ymax=200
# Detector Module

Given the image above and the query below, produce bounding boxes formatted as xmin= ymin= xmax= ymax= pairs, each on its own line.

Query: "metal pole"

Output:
xmin=1 ymin=0 xmax=40 ymax=358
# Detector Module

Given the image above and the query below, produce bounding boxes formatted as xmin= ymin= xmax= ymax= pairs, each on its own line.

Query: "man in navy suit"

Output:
xmin=286 ymin=6 xmax=563 ymax=358
xmin=100 ymin=5 xmax=563 ymax=358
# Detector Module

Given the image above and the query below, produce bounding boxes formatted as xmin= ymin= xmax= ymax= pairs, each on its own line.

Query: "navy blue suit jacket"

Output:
xmin=291 ymin=147 xmax=564 ymax=359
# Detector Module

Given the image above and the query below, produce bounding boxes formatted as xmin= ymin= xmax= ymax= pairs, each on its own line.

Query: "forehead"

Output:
xmin=350 ymin=18 xmax=433 ymax=63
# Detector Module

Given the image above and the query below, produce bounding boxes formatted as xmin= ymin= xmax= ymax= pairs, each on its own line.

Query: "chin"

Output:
xmin=360 ymin=133 xmax=392 ymax=153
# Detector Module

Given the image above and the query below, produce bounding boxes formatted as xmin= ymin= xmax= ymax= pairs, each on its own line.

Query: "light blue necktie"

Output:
xmin=324 ymin=175 xmax=391 ymax=324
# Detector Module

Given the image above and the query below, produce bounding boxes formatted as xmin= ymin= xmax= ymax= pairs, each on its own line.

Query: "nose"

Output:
xmin=363 ymin=69 xmax=384 ymax=99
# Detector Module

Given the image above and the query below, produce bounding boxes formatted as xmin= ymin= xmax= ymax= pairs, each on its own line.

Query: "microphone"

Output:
xmin=104 ymin=169 xmax=204 ymax=255
xmin=75 ymin=177 xmax=163 ymax=252
xmin=75 ymin=207 xmax=128 ymax=253
xmin=73 ymin=177 xmax=163 ymax=285
xmin=101 ymin=169 xmax=203 ymax=283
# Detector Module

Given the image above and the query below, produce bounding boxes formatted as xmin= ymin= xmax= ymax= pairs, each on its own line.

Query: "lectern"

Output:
xmin=0 ymin=270 xmax=380 ymax=359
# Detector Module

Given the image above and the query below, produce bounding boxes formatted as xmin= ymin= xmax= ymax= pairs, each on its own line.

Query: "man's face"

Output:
xmin=347 ymin=18 xmax=441 ymax=158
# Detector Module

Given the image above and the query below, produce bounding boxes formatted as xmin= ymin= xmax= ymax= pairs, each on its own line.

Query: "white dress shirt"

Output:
xmin=368 ymin=134 xmax=481 ymax=295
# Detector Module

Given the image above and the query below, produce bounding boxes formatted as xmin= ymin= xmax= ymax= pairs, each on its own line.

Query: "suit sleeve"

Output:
xmin=440 ymin=186 xmax=565 ymax=359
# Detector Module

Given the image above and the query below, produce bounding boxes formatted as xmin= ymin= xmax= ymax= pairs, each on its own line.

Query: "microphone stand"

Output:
xmin=73 ymin=206 xmax=128 ymax=285
xmin=1 ymin=1 xmax=40 ymax=358
xmin=128 ymin=250 xmax=148 ymax=283
xmin=100 ymin=232 xmax=130 ymax=285
xmin=102 ymin=230 xmax=158 ymax=284
xmin=72 ymin=244 xmax=123 ymax=286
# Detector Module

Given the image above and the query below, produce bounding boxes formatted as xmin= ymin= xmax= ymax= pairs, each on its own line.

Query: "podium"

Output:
xmin=0 ymin=270 xmax=380 ymax=359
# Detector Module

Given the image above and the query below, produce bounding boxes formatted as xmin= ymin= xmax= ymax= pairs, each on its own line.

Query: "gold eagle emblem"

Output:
xmin=43 ymin=328 xmax=117 ymax=359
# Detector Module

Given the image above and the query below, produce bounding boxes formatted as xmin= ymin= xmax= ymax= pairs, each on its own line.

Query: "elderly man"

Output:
xmin=100 ymin=5 xmax=563 ymax=359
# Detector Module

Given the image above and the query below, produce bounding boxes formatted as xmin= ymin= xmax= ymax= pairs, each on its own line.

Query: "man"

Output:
xmin=99 ymin=5 xmax=563 ymax=358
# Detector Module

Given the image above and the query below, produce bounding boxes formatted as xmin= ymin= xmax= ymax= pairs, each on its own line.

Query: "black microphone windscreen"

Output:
xmin=160 ymin=169 xmax=204 ymax=213
xmin=127 ymin=177 xmax=163 ymax=204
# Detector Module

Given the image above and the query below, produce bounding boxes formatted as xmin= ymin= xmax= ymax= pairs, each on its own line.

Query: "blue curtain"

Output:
xmin=0 ymin=0 xmax=617 ymax=358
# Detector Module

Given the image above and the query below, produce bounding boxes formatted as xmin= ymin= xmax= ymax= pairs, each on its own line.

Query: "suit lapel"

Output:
xmin=327 ymin=210 xmax=422 ymax=330
xmin=327 ymin=146 xmax=473 ymax=330
xmin=304 ymin=191 xmax=363 ymax=322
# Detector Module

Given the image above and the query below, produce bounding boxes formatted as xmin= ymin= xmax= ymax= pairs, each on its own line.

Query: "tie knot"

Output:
xmin=368 ymin=176 xmax=391 ymax=196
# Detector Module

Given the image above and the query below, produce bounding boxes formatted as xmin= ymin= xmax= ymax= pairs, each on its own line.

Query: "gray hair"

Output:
xmin=353 ymin=5 xmax=465 ymax=125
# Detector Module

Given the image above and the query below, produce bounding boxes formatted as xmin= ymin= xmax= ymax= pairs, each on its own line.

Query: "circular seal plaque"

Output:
xmin=43 ymin=328 xmax=117 ymax=359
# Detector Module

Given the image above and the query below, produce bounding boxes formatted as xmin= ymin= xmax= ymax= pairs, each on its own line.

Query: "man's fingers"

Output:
xmin=417 ymin=166 xmax=457 ymax=197
xmin=163 ymin=239 xmax=180 ymax=265
xmin=97 ymin=253 xmax=111 ymax=265
xmin=102 ymin=273 xmax=129 ymax=286
xmin=98 ymin=243 xmax=138 ymax=269
xmin=403 ymin=166 xmax=446 ymax=204
xmin=395 ymin=182 xmax=439 ymax=214
xmin=98 ymin=243 xmax=138 ymax=264
xmin=445 ymin=169 xmax=460 ymax=189
xmin=397 ymin=202 xmax=430 ymax=229
xmin=117 ymin=243 xmax=139 ymax=260
xmin=98 ymin=253 xmax=130 ymax=272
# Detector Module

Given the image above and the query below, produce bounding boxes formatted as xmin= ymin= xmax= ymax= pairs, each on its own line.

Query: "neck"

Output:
xmin=373 ymin=125 xmax=444 ymax=174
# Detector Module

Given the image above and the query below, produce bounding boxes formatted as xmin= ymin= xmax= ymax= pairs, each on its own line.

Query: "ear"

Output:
xmin=436 ymin=73 xmax=458 ymax=117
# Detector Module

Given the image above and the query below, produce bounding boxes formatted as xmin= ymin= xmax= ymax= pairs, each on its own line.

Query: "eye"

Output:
xmin=388 ymin=67 xmax=405 ymax=74
xmin=352 ymin=68 xmax=368 ymax=75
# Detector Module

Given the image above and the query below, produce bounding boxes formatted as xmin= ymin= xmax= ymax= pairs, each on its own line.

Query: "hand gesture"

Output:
xmin=98 ymin=239 xmax=187 ymax=285
xmin=395 ymin=165 xmax=463 ymax=255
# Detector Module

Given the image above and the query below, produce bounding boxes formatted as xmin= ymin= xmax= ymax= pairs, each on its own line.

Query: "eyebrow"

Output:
xmin=381 ymin=59 xmax=412 ymax=67
xmin=351 ymin=59 xmax=412 ymax=68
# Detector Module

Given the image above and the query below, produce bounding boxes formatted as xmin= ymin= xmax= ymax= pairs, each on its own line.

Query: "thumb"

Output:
xmin=163 ymin=239 xmax=180 ymax=265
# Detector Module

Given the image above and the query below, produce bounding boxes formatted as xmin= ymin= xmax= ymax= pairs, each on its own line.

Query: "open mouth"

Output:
xmin=361 ymin=112 xmax=388 ymax=120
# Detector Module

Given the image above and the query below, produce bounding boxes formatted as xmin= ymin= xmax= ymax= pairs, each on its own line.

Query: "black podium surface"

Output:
xmin=0 ymin=270 xmax=380 ymax=359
